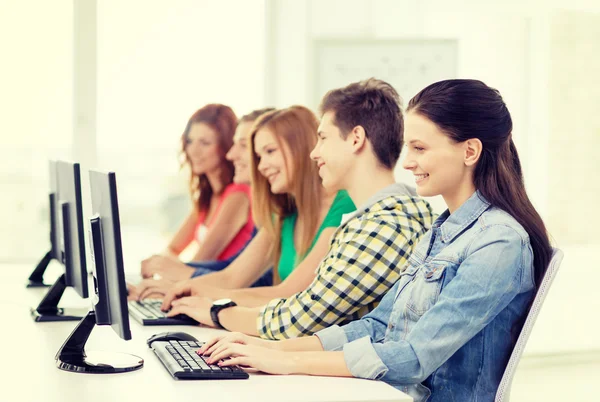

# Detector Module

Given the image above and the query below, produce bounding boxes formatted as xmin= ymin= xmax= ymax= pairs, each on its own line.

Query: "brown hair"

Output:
xmin=239 ymin=107 xmax=275 ymax=124
xmin=248 ymin=106 xmax=322 ymax=276
xmin=180 ymin=104 xmax=237 ymax=213
xmin=319 ymin=78 xmax=404 ymax=169
xmin=407 ymin=79 xmax=552 ymax=287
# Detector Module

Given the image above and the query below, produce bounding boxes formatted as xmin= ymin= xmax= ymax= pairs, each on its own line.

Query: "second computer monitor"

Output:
xmin=56 ymin=160 xmax=89 ymax=299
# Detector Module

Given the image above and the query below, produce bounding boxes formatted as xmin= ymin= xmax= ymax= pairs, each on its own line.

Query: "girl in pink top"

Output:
xmin=140 ymin=104 xmax=253 ymax=282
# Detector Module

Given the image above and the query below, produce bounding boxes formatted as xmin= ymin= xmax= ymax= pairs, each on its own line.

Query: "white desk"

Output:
xmin=0 ymin=264 xmax=412 ymax=402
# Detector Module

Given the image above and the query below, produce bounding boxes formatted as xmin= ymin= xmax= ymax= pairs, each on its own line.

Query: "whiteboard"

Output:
xmin=312 ymin=39 xmax=458 ymax=109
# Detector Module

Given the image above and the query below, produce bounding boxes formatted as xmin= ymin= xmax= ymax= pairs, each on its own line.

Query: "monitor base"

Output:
xmin=26 ymin=280 xmax=52 ymax=288
xmin=26 ymin=250 xmax=53 ymax=288
xmin=31 ymin=307 xmax=87 ymax=322
xmin=56 ymin=350 xmax=144 ymax=374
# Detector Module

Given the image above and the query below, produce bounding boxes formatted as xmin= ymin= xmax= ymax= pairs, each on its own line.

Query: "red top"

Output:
xmin=194 ymin=183 xmax=254 ymax=261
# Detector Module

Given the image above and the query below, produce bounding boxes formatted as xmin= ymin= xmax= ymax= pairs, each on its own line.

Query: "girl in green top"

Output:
xmin=138 ymin=106 xmax=356 ymax=308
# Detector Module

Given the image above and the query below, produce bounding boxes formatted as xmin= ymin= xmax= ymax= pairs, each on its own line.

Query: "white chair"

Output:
xmin=495 ymin=247 xmax=564 ymax=402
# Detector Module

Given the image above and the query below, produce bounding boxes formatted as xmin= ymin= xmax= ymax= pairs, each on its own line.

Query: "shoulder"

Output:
xmin=221 ymin=183 xmax=251 ymax=198
xmin=322 ymin=191 xmax=357 ymax=226
xmin=476 ymin=207 xmax=530 ymax=244
xmin=359 ymin=195 xmax=435 ymax=230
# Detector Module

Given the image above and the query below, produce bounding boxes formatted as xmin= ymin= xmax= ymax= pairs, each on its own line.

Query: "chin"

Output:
xmin=321 ymin=179 xmax=339 ymax=191
xmin=415 ymin=186 xmax=436 ymax=198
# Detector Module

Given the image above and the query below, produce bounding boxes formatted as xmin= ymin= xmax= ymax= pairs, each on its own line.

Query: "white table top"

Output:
xmin=0 ymin=263 xmax=412 ymax=402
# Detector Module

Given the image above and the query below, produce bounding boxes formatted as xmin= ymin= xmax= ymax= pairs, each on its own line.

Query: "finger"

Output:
xmin=137 ymin=283 xmax=164 ymax=300
xmin=198 ymin=336 xmax=224 ymax=354
xmin=208 ymin=346 xmax=239 ymax=363
xmin=161 ymin=290 xmax=178 ymax=310
xmin=205 ymin=343 xmax=228 ymax=359
xmin=138 ymin=288 xmax=165 ymax=301
xmin=166 ymin=306 xmax=184 ymax=318
xmin=205 ymin=340 xmax=229 ymax=356
xmin=170 ymin=296 xmax=192 ymax=307
xmin=218 ymin=356 xmax=252 ymax=368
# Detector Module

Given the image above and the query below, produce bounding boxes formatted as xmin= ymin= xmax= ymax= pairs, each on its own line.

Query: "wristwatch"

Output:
xmin=210 ymin=299 xmax=237 ymax=329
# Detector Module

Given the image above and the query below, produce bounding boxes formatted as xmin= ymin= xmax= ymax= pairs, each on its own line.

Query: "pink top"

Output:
xmin=194 ymin=183 xmax=254 ymax=261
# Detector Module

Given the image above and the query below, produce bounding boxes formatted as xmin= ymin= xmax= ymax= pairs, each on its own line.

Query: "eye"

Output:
xmin=413 ymin=146 xmax=425 ymax=152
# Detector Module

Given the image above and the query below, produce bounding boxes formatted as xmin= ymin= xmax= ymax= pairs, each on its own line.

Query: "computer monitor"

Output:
xmin=55 ymin=169 xmax=143 ymax=373
xmin=27 ymin=160 xmax=61 ymax=287
xmin=30 ymin=160 xmax=90 ymax=322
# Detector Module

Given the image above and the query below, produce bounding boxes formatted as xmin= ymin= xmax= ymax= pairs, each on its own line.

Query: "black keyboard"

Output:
xmin=128 ymin=299 xmax=198 ymax=326
xmin=151 ymin=340 xmax=249 ymax=380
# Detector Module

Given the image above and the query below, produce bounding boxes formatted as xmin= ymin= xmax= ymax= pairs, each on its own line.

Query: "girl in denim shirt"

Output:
xmin=198 ymin=79 xmax=553 ymax=402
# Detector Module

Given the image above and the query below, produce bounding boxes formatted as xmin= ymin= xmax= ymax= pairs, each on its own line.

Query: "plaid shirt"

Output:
xmin=258 ymin=192 xmax=435 ymax=339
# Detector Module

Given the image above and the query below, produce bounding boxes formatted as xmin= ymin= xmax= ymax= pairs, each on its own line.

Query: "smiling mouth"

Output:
xmin=267 ymin=172 xmax=279 ymax=183
xmin=415 ymin=173 xmax=429 ymax=183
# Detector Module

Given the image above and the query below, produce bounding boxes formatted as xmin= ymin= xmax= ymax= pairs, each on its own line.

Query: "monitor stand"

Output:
xmin=30 ymin=274 xmax=88 ymax=322
xmin=26 ymin=250 xmax=53 ymax=288
xmin=56 ymin=311 xmax=144 ymax=374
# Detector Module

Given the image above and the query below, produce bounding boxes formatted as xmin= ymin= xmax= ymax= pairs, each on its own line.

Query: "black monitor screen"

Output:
xmin=56 ymin=160 xmax=88 ymax=299
xmin=88 ymin=169 xmax=131 ymax=340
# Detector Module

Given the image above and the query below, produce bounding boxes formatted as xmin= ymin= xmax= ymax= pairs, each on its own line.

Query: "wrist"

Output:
xmin=210 ymin=299 xmax=237 ymax=329
xmin=289 ymin=352 xmax=309 ymax=375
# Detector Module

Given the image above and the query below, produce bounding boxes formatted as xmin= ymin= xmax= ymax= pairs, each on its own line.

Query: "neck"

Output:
xmin=205 ymin=169 xmax=224 ymax=195
xmin=443 ymin=181 xmax=477 ymax=213
xmin=345 ymin=162 xmax=396 ymax=208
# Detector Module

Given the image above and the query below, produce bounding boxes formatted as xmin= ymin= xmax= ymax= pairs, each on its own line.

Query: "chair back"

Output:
xmin=495 ymin=248 xmax=564 ymax=402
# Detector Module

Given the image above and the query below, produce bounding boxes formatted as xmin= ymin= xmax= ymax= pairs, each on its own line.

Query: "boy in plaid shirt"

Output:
xmin=164 ymin=79 xmax=435 ymax=339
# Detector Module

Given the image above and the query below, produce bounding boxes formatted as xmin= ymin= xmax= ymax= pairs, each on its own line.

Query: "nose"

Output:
xmin=402 ymin=153 xmax=416 ymax=171
xmin=257 ymin=156 xmax=268 ymax=174
xmin=226 ymin=144 xmax=239 ymax=162
xmin=310 ymin=143 xmax=320 ymax=161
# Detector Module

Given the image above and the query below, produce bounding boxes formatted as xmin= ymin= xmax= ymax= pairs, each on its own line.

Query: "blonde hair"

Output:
xmin=249 ymin=106 xmax=323 ymax=279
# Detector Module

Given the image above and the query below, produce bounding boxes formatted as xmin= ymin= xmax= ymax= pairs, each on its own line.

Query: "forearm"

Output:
xmin=218 ymin=306 xmax=262 ymax=336
xmin=224 ymin=286 xmax=288 ymax=308
xmin=290 ymin=351 xmax=352 ymax=377
xmin=191 ymin=270 xmax=240 ymax=289
xmin=274 ymin=335 xmax=324 ymax=352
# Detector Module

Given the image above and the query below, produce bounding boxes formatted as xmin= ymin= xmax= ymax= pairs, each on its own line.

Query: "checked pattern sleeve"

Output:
xmin=258 ymin=202 xmax=430 ymax=340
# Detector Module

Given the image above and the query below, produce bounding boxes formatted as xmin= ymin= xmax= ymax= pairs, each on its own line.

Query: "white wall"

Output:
xmin=265 ymin=0 xmax=600 ymax=355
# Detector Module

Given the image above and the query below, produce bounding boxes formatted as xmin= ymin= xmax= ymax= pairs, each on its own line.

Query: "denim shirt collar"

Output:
xmin=435 ymin=191 xmax=491 ymax=243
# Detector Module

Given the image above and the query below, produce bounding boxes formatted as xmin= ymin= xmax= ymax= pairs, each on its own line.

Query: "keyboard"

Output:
xmin=128 ymin=299 xmax=198 ymax=326
xmin=151 ymin=340 xmax=249 ymax=380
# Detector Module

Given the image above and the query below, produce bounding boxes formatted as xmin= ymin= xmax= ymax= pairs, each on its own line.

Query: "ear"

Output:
xmin=464 ymin=138 xmax=482 ymax=166
xmin=349 ymin=125 xmax=367 ymax=153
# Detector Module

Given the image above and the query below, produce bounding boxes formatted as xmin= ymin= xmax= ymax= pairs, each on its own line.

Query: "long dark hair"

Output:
xmin=180 ymin=104 xmax=237 ymax=213
xmin=407 ymin=79 xmax=552 ymax=287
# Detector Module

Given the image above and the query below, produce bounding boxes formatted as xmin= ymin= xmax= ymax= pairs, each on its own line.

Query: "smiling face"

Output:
xmin=226 ymin=120 xmax=253 ymax=184
xmin=184 ymin=123 xmax=223 ymax=175
xmin=254 ymin=127 xmax=293 ymax=194
xmin=402 ymin=111 xmax=471 ymax=199
xmin=310 ymin=111 xmax=354 ymax=191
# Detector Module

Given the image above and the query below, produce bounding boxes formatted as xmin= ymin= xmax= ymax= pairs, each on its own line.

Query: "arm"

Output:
xmin=191 ymin=192 xmax=250 ymax=261
xmin=165 ymin=210 xmax=198 ymax=256
xmin=337 ymin=226 xmax=533 ymax=383
xmin=161 ymin=228 xmax=273 ymax=309
xmin=199 ymin=227 xmax=336 ymax=307
xmin=259 ymin=217 xmax=414 ymax=340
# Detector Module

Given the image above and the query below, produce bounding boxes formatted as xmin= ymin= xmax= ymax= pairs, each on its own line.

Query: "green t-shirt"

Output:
xmin=277 ymin=190 xmax=356 ymax=281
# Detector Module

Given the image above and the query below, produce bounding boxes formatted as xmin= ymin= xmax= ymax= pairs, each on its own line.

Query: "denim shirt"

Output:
xmin=316 ymin=191 xmax=535 ymax=402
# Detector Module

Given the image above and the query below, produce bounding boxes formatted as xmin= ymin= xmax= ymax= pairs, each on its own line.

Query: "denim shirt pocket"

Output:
xmin=405 ymin=262 xmax=447 ymax=318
